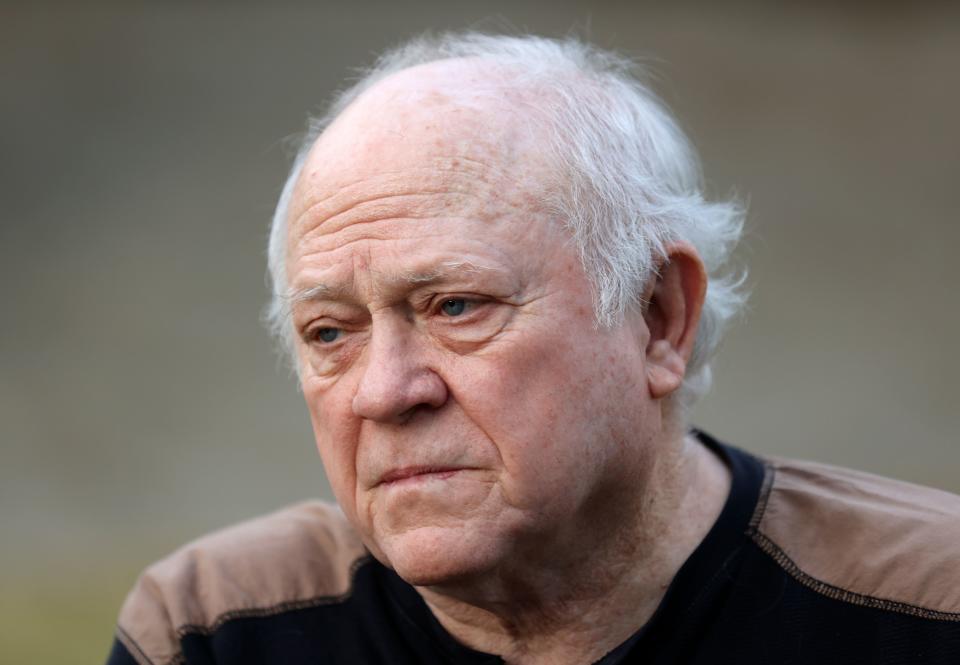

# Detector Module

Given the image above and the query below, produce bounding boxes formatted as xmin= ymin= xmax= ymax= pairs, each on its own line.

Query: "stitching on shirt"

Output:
xmin=174 ymin=554 xmax=374 ymax=639
xmin=116 ymin=625 xmax=187 ymax=665
xmin=746 ymin=460 xmax=775 ymax=531
xmin=750 ymin=529 xmax=960 ymax=622
xmin=115 ymin=625 xmax=157 ymax=665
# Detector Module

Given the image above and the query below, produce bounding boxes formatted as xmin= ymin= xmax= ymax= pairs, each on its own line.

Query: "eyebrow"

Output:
xmin=284 ymin=260 xmax=506 ymax=311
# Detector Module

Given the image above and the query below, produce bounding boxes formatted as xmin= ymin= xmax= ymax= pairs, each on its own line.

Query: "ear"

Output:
xmin=642 ymin=243 xmax=707 ymax=400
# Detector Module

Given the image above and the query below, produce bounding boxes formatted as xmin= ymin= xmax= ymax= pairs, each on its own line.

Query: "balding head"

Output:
xmin=267 ymin=33 xmax=746 ymax=409
xmin=287 ymin=58 xmax=555 ymax=245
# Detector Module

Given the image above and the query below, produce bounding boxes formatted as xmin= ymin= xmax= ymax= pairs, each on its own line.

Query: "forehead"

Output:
xmin=280 ymin=61 xmax=571 ymax=304
xmin=287 ymin=60 xmax=556 ymax=236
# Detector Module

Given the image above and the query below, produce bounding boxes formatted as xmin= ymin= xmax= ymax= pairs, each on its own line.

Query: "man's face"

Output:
xmin=285 ymin=64 xmax=661 ymax=585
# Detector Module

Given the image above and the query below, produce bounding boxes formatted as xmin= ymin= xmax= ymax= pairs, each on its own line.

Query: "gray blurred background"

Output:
xmin=2 ymin=2 xmax=958 ymax=662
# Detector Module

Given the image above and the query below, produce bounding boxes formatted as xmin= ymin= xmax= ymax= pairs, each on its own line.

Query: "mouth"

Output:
xmin=377 ymin=466 xmax=467 ymax=486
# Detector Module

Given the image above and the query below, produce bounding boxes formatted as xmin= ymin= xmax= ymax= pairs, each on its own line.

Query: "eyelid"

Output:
xmin=429 ymin=293 xmax=472 ymax=307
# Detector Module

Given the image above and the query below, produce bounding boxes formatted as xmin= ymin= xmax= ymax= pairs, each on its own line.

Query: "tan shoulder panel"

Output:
xmin=116 ymin=500 xmax=369 ymax=665
xmin=754 ymin=458 xmax=960 ymax=618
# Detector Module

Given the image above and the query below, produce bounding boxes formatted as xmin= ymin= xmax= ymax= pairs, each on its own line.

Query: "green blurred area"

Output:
xmin=1 ymin=567 xmax=138 ymax=662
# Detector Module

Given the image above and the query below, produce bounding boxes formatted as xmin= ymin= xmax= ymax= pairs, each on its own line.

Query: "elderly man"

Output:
xmin=107 ymin=34 xmax=960 ymax=665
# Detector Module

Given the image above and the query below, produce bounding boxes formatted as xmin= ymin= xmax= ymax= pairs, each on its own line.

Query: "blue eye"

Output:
xmin=440 ymin=299 xmax=467 ymax=316
xmin=316 ymin=327 xmax=340 ymax=343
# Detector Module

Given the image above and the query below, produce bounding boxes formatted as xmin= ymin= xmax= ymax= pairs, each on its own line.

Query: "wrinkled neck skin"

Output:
xmin=416 ymin=424 xmax=732 ymax=665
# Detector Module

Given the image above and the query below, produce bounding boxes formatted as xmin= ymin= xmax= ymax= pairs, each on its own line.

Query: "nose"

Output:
xmin=351 ymin=316 xmax=448 ymax=424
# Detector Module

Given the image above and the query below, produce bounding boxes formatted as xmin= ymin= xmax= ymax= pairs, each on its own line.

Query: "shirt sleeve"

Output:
xmin=104 ymin=635 xmax=146 ymax=665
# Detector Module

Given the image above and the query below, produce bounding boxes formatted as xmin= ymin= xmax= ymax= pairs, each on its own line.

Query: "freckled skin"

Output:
xmin=284 ymin=59 xmax=728 ymax=663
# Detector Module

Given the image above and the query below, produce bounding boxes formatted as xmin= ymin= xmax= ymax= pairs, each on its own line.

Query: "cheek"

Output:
xmin=302 ymin=376 xmax=362 ymax=510
xmin=451 ymin=325 xmax=646 ymax=506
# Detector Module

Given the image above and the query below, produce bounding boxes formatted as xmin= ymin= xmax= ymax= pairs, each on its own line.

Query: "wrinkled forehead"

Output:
xmin=288 ymin=59 xmax=557 ymax=223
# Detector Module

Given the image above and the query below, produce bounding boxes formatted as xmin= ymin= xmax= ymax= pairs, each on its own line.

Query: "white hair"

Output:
xmin=266 ymin=32 xmax=746 ymax=407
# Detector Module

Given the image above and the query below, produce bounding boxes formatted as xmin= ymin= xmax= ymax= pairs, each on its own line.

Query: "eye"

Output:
xmin=315 ymin=327 xmax=341 ymax=343
xmin=439 ymin=298 xmax=467 ymax=316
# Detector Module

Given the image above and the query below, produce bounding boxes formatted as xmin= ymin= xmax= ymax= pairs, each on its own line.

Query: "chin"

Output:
xmin=376 ymin=525 xmax=503 ymax=587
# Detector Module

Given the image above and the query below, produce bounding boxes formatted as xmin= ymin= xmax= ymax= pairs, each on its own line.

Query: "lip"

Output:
xmin=377 ymin=466 xmax=467 ymax=486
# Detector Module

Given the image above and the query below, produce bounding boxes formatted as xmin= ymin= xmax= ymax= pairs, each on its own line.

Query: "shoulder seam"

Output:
xmin=175 ymin=554 xmax=374 ymax=639
xmin=746 ymin=459 xmax=775 ymax=531
xmin=116 ymin=624 xmax=185 ymax=665
xmin=116 ymin=553 xmax=374 ymax=664
xmin=750 ymin=529 xmax=960 ymax=622
xmin=115 ymin=625 xmax=156 ymax=665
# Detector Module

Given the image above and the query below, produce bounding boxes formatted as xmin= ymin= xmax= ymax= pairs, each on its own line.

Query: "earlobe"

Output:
xmin=647 ymin=340 xmax=686 ymax=398
xmin=642 ymin=244 xmax=707 ymax=400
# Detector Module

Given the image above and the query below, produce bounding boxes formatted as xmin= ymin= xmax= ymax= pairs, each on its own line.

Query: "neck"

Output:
xmin=416 ymin=431 xmax=732 ymax=665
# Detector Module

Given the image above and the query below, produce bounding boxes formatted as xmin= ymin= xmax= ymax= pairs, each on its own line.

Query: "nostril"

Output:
xmin=395 ymin=403 xmax=431 ymax=425
xmin=393 ymin=375 xmax=450 ymax=424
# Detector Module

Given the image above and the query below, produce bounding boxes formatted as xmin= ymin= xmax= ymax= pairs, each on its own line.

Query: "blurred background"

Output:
xmin=2 ymin=2 xmax=958 ymax=662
